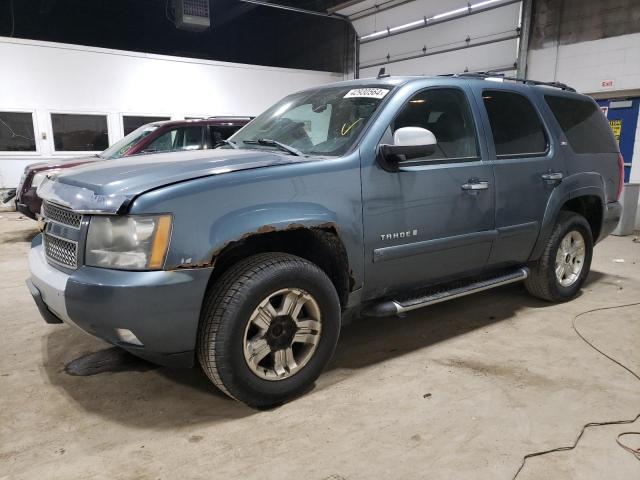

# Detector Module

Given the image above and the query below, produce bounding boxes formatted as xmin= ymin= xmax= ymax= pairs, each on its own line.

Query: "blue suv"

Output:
xmin=27 ymin=74 xmax=623 ymax=407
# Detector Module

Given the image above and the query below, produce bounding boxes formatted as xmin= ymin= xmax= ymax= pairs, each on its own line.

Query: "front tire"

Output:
xmin=525 ymin=211 xmax=593 ymax=302
xmin=197 ymin=253 xmax=341 ymax=408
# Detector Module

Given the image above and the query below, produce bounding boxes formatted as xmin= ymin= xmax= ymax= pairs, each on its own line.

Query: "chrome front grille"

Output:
xmin=43 ymin=232 xmax=78 ymax=269
xmin=43 ymin=202 xmax=82 ymax=229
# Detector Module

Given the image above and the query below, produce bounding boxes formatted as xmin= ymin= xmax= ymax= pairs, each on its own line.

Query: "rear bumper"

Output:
xmin=599 ymin=201 xmax=622 ymax=242
xmin=27 ymin=236 xmax=212 ymax=368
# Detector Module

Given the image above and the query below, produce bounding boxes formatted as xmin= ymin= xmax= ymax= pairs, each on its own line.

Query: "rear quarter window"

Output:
xmin=544 ymin=95 xmax=618 ymax=154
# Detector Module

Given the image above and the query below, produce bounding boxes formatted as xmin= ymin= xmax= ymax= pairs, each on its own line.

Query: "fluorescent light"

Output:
xmin=359 ymin=0 xmax=511 ymax=42
xmin=430 ymin=6 xmax=468 ymax=20
xmin=360 ymin=30 xmax=388 ymax=41
xmin=389 ymin=19 xmax=426 ymax=33
xmin=472 ymin=0 xmax=504 ymax=8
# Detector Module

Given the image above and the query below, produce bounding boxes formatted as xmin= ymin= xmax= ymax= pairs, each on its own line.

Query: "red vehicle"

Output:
xmin=15 ymin=117 xmax=251 ymax=219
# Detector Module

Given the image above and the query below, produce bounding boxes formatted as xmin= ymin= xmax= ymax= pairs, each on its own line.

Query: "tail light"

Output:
xmin=616 ymin=153 xmax=624 ymax=201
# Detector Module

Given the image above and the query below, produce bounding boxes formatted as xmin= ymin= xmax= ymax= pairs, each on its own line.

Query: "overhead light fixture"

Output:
xmin=431 ymin=6 xmax=469 ymax=20
xmin=388 ymin=18 xmax=426 ymax=34
xmin=360 ymin=0 xmax=514 ymax=42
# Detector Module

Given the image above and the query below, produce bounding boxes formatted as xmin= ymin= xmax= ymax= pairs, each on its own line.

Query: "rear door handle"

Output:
xmin=542 ymin=172 xmax=563 ymax=184
xmin=461 ymin=181 xmax=489 ymax=191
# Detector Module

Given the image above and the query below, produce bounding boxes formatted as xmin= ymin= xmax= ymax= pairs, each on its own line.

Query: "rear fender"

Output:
xmin=528 ymin=172 xmax=605 ymax=261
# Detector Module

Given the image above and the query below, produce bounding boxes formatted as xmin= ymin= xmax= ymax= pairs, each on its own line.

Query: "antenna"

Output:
xmin=377 ymin=68 xmax=390 ymax=79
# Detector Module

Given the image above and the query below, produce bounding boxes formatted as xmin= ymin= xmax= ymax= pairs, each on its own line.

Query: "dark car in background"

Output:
xmin=15 ymin=117 xmax=251 ymax=219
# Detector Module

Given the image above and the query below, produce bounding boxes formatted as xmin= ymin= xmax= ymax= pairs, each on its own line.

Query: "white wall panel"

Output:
xmin=0 ymin=37 xmax=341 ymax=188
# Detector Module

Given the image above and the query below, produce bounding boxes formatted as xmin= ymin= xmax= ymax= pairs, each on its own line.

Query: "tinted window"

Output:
xmin=483 ymin=90 xmax=547 ymax=157
xmin=51 ymin=114 xmax=109 ymax=151
xmin=391 ymin=88 xmax=478 ymax=161
xmin=145 ymin=126 xmax=204 ymax=152
xmin=0 ymin=112 xmax=36 ymax=151
xmin=545 ymin=95 xmax=618 ymax=154
xmin=123 ymin=115 xmax=170 ymax=136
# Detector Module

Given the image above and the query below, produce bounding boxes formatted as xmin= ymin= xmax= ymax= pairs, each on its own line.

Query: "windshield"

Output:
xmin=228 ymin=85 xmax=392 ymax=156
xmin=100 ymin=124 xmax=160 ymax=159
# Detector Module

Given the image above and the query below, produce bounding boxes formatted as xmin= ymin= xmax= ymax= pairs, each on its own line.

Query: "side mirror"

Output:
xmin=378 ymin=127 xmax=437 ymax=171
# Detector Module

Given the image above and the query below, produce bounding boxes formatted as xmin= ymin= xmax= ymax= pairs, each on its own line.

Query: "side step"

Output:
xmin=363 ymin=267 xmax=529 ymax=317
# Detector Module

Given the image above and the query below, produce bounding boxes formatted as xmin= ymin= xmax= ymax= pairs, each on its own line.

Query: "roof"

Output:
xmin=300 ymin=72 xmax=577 ymax=94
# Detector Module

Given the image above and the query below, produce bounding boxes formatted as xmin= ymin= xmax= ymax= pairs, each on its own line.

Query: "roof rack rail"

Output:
xmin=441 ymin=71 xmax=576 ymax=92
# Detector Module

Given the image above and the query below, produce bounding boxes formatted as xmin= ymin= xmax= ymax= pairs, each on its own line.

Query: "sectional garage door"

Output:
xmin=332 ymin=0 xmax=526 ymax=78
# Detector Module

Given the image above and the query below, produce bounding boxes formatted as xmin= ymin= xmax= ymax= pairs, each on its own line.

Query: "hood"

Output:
xmin=37 ymin=148 xmax=313 ymax=214
xmin=26 ymin=155 xmax=101 ymax=173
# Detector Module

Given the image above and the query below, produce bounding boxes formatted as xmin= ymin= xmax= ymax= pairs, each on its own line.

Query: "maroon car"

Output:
xmin=15 ymin=117 xmax=251 ymax=219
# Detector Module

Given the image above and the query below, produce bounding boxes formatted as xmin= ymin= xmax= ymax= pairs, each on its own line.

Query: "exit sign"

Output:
xmin=601 ymin=79 xmax=614 ymax=88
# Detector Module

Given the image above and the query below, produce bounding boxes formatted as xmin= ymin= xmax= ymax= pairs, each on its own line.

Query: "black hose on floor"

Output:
xmin=511 ymin=301 xmax=640 ymax=479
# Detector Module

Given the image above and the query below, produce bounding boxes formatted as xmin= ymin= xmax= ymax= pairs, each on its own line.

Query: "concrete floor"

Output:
xmin=1 ymin=211 xmax=639 ymax=480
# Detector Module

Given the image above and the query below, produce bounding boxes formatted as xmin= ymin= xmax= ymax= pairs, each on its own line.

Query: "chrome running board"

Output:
xmin=363 ymin=267 xmax=529 ymax=317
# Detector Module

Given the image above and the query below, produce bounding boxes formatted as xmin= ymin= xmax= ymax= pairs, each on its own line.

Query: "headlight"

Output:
xmin=86 ymin=215 xmax=172 ymax=270
xmin=32 ymin=170 xmax=60 ymax=188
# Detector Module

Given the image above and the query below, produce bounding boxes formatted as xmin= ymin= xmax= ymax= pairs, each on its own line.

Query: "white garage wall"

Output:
xmin=529 ymin=32 xmax=640 ymax=229
xmin=0 ymin=36 xmax=342 ymax=188
xmin=527 ymin=32 xmax=640 ymax=96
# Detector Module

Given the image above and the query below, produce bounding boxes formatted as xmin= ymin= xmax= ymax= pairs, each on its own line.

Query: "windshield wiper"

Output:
xmin=242 ymin=138 xmax=303 ymax=157
xmin=213 ymin=139 xmax=239 ymax=149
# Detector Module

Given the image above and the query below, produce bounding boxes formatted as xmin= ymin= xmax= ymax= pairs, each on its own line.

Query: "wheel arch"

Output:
xmin=529 ymin=174 xmax=606 ymax=261
xmin=203 ymin=224 xmax=353 ymax=309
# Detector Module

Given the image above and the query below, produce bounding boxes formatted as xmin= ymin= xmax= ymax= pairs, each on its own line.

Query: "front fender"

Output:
xmin=208 ymin=202 xmax=338 ymax=257
xmin=528 ymin=172 xmax=605 ymax=261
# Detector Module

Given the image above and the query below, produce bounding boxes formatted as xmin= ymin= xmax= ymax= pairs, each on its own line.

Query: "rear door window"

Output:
xmin=545 ymin=95 xmax=618 ymax=154
xmin=482 ymin=90 xmax=548 ymax=157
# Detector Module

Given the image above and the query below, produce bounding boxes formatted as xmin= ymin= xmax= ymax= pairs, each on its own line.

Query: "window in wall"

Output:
xmin=0 ymin=112 xmax=36 ymax=152
xmin=123 ymin=115 xmax=171 ymax=136
xmin=144 ymin=126 xmax=204 ymax=153
xmin=390 ymin=88 xmax=478 ymax=161
xmin=482 ymin=90 xmax=548 ymax=157
xmin=545 ymin=95 xmax=618 ymax=154
xmin=51 ymin=114 xmax=109 ymax=151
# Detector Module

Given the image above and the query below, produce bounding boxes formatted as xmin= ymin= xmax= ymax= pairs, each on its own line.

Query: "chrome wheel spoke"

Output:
xmin=273 ymin=348 xmax=297 ymax=376
xmin=247 ymin=337 xmax=271 ymax=366
xmin=251 ymin=304 xmax=276 ymax=332
xmin=280 ymin=291 xmax=307 ymax=320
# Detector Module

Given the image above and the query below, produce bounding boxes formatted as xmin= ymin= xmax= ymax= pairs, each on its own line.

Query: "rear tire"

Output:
xmin=197 ymin=253 xmax=341 ymax=408
xmin=525 ymin=211 xmax=593 ymax=302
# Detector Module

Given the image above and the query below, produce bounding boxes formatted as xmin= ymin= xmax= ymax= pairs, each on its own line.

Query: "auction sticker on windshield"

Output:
xmin=344 ymin=88 xmax=390 ymax=99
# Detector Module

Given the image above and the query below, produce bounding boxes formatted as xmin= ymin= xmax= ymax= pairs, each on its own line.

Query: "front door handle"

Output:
xmin=461 ymin=181 xmax=489 ymax=191
xmin=542 ymin=171 xmax=563 ymax=184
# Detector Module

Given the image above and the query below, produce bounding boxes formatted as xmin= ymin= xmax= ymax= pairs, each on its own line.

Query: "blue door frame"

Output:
xmin=597 ymin=98 xmax=639 ymax=182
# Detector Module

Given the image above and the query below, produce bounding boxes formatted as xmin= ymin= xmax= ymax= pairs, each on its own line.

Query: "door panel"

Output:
xmin=361 ymin=87 xmax=495 ymax=300
xmin=472 ymin=87 xmax=564 ymax=266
